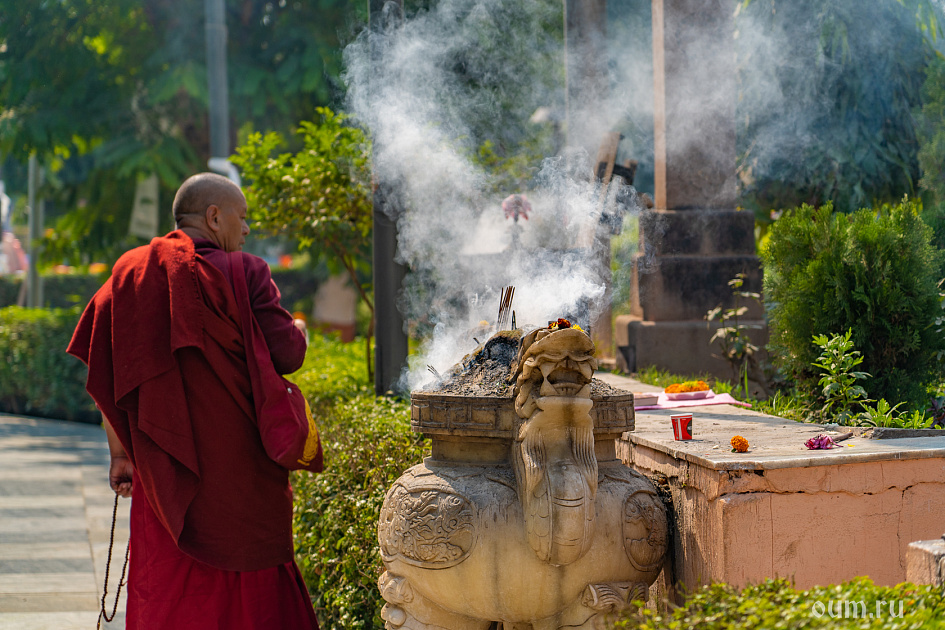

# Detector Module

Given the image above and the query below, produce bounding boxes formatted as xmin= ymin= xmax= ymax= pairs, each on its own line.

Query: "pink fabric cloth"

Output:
xmin=634 ymin=391 xmax=752 ymax=411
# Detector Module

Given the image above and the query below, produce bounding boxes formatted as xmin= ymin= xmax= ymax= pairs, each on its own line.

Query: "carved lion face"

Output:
xmin=513 ymin=327 xmax=598 ymax=418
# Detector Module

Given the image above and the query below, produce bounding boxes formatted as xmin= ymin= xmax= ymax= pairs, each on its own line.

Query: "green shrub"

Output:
xmin=810 ymin=329 xmax=871 ymax=423
xmin=761 ymin=199 xmax=945 ymax=408
xmin=615 ymin=577 xmax=945 ymax=629
xmin=0 ymin=273 xmax=108 ymax=309
xmin=0 ymin=276 xmax=20 ymax=305
xmin=290 ymin=335 xmax=427 ymax=630
xmin=0 ymin=306 xmax=97 ymax=422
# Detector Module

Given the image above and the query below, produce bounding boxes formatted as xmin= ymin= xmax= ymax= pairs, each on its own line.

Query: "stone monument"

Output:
xmin=378 ymin=322 xmax=668 ymax=629
xmin=616 ymin=0 xmax=766 ymax=378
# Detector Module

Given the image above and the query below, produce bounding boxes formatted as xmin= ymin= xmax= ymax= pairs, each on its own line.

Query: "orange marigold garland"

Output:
xmin=664 ymin=380 xmax=710 ymax=394
xmin=730 ymin=435 xmax=749 ymax=453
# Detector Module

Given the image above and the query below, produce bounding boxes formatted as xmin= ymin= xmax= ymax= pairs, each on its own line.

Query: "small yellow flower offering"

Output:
xmin=664 ymin=380 xmax=710 ymax=394
xmin=730 ymin=435 xmax=749 ymax=452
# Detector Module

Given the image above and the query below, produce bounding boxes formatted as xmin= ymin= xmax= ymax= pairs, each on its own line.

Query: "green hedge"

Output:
xmin=0 ymin=306 xmax=98 ymax=422
xmin=290 ymin=336 xmax=427 ymax=630
xmin=0 ymin=274 xmax=108 ymax=309
xmin=0 ymin=268 xmax=320 ymax=313
xmin=616 ymin=577 xmax=945 ymax=629
xmin=0 ymin=276 xmax=19 ymax=305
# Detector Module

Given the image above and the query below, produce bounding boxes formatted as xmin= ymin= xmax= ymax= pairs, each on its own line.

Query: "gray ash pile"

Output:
xmin=424 ymin=328 xmax=628 ymax=399
xmin=430 ymin=330 xmax=521 ymax=397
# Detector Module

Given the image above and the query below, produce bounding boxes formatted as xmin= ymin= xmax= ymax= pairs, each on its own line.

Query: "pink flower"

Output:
xmin=805 ymin=434 xmax=838 ymax=450
xmin=502 ymin=194 xmax=531 ymax=222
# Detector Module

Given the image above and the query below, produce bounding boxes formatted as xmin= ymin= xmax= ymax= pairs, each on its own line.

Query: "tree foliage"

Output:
xmin=0 ymin=0 xmax=360 ymax=264
xmin=232 ymin=108 xmax=372 ymax=298
xmin=736 ymin=0 xmax=940 ymax=216
xmin=914 ymin=51 xmax=945 ymax=251
xmin=232 ymin=108 xmax=374 ymax=373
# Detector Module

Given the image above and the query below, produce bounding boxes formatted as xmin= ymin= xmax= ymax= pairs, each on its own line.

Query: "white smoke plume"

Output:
xmin=344 ymin=0 xmax=641 ymax=390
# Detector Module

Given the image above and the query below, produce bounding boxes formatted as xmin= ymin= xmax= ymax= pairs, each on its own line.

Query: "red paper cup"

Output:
xmin=671 ymin=413 xmax=693 ymax=440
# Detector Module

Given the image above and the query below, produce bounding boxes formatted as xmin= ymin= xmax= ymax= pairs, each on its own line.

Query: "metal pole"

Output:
xmin=369 ymin=0 xmax=408 ymax=396
xmin=26 ymin=154 xmax=43 ymax=308
xmin=205 ymin=0 xmax=229 ymax=160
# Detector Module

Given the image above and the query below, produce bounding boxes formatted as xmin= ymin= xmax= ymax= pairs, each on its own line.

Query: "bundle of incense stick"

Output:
xmin=497 ymin=286 xmax=515 ymax=331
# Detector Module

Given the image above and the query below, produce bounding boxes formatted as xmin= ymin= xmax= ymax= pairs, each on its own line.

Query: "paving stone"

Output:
xmin=0 ymin=530 xmax=91 ymax=545
xmin=0 ymin=507 xmax=87 ymax=520
xmin=0 ymin=595 xmax=99 ymax=613
xmin=0 ymin=558 xmax=94 ymax=574
xmin=0 ymin=481 xmax=81 ymax=497
xmin=0 ymin=611 xmax=124 ymax=629
xmin=0 ymin=496 xmax=84 ymax=509
xmin=0 ymin=517 xmax=89 ymax=535
xmin=0 ymin=542 xmax=90 ymax=560
xmin=0 ymin=572 xmax=97 ymax=593
xmin=0 ymin=415 xmax=124 ymax=628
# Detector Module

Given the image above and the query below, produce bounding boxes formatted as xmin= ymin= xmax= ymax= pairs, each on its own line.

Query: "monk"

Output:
xmin=67 ymin=173 xmax=322 ymax=629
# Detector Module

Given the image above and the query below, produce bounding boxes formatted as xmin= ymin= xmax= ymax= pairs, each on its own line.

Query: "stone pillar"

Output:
xmin=616 ymin=0 xmax=765 ymax=378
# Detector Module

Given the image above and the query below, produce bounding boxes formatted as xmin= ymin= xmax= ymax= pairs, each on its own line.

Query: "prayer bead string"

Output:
xmin=97 ymin=493 xmax=130 ymax=629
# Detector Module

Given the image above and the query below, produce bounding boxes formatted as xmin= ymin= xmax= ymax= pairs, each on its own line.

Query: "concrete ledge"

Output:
xmin=906 ymin=539 xmax=945 ymax=587
xmin=594 ymin=373 xmax=945 ymax=593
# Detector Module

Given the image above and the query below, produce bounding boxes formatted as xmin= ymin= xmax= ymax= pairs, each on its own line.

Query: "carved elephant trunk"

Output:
xmin=513 ymin=395 xmax=597 ymax=566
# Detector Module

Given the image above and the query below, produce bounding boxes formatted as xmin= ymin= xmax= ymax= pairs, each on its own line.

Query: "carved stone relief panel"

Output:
xmin=379 ymin=483 xmax=478 ymax=569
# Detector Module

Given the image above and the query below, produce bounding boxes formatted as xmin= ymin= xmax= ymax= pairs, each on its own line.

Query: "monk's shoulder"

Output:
xmin=238 ymin=251 xmax=275 ymax=286
xmin=114 ymin=231 xmax=193 ymax=271
xmin=110 ymin=243 xmax=153 ymax=280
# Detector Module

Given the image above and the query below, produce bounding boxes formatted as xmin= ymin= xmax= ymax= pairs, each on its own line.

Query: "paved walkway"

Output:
xmin=0 ymin=413 xmax=128 ymax=629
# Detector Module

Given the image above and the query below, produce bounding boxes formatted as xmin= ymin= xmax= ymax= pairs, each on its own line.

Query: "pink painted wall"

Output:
xmin=622 ymin=441 xmax=945 ymax=592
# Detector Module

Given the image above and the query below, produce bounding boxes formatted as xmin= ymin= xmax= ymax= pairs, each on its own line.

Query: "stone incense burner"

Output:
xmin=378 ymin=324 xmax=668 ymax=630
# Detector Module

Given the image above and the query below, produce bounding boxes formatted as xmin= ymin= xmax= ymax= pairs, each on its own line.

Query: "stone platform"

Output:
xmin=595 ymin=373 xmax=945 ymax=601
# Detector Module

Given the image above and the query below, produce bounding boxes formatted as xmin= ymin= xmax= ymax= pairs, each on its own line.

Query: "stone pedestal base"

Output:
xmin=906 ymin=538 xmax=945 ymax=587
xmin=615 ymin=316 xmax=768 ymax=382
xmin=620 ymin=207 xmax=767 ymax=382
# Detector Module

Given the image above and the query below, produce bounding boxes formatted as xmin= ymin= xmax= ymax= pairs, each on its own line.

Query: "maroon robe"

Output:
xmin=67 ymin=231 xmax=319 ymax=629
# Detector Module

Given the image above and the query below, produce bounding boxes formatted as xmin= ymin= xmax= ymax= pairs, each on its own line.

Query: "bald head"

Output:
xmin=173 ymin=173 xmax=250 ymax=252
xmin=173 ymin=173 xmax=242 ymax=223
